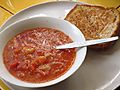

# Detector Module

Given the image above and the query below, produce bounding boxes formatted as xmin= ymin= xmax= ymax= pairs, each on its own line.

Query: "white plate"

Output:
xmin=0 ymin=1 xmax=120 ymax=90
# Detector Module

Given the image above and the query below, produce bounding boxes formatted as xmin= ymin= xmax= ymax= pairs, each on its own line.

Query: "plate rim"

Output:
xmin=0 ymin=1 xmax=77 ymax=30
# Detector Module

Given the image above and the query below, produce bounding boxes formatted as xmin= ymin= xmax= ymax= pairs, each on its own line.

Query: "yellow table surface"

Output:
xmin=0 ymin=0 xmax=120 ymax=90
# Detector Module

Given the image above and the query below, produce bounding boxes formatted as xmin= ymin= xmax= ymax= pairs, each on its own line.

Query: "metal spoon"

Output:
xmin=56 ymin=36 xmax=119 ymax=49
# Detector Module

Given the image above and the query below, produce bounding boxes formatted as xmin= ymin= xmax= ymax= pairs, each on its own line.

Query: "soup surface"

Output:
xmin=3 ymin=27 xmax=76 ymax=83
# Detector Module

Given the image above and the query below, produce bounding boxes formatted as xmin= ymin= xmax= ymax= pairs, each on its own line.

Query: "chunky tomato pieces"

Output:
xmin=3 ymin=27 xmax=76 ymax=83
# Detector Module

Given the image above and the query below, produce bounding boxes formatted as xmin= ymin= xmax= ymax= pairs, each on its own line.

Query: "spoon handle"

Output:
xmin=56 ymin=36 xmax=119 ymax=49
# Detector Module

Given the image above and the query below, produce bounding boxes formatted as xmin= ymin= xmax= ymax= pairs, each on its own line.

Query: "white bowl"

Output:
xmin=0 ymin=17 xmax=87 ymax=88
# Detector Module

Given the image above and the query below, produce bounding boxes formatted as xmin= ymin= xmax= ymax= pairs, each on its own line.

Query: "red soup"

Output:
xmin=3 ymin=27 xmax=76 ymax=83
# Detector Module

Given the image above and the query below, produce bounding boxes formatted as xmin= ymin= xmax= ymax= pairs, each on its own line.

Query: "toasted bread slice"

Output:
xmin=65 ymin=4 xmax=120 ymax=49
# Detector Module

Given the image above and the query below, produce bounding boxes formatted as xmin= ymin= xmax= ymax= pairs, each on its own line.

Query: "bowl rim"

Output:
xmin=0 ymin=16 xmax=87 ymax=88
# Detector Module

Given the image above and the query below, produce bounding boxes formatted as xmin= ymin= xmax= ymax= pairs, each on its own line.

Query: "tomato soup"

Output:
xmin=3 ymin=27 xmax=76 ymax=83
